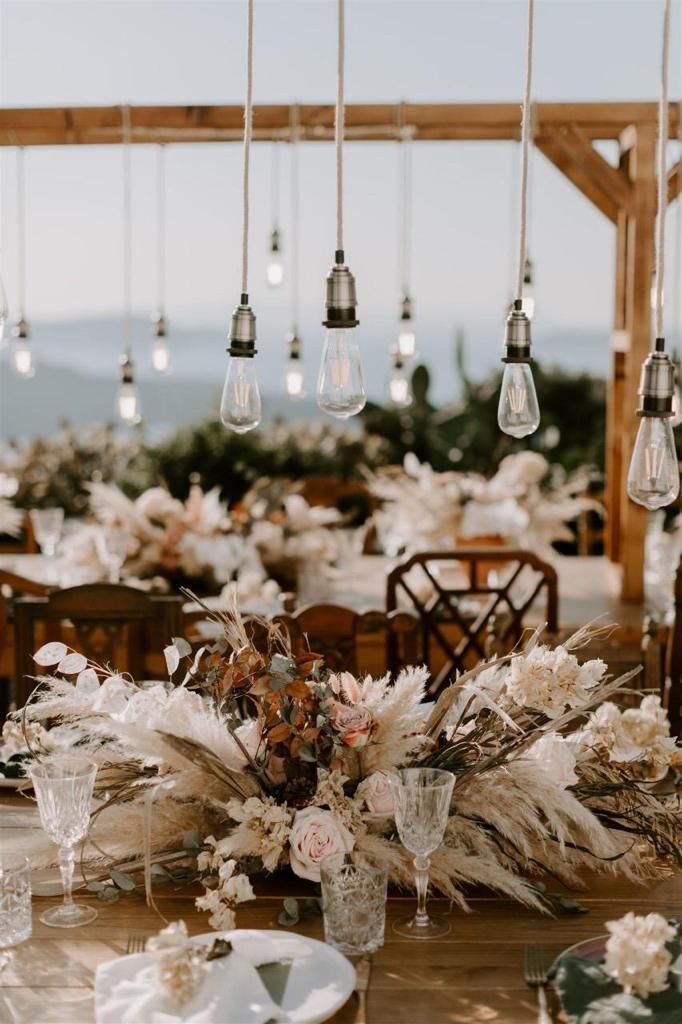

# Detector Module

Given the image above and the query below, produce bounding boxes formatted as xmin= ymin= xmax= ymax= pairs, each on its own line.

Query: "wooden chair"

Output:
xmin=386 ymin=548 xmax=558 ymax=697
xmin=266 ymin=603 xmax=420 ymax=677
xmin=13 ymin=584 xmax=184 ymax=709
xmin=0 ymin=570 xmax=55 ymax=719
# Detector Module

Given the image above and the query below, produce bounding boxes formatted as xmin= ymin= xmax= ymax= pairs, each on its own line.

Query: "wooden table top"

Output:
xmin=2 ymin=801 xmax=680 ymax=1024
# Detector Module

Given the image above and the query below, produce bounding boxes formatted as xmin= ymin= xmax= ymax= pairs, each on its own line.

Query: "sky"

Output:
xmin=0 ymin=0 xmax=677 ymax=423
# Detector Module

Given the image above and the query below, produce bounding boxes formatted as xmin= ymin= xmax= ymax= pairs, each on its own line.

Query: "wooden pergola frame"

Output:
xmin=3 ymin=100 xmax=679 ymax=602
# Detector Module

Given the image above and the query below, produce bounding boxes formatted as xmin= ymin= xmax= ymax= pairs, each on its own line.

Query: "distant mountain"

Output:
xmin=0 ymin=316 xmax=609 ymax=440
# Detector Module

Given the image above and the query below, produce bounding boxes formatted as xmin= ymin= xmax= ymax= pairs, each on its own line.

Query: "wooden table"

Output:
xmin=2 ymin=801 xmax=681 ymax=1024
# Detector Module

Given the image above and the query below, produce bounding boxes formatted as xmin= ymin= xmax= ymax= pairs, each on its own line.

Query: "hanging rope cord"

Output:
xmin=335 ymin=0 xmax=345 ymax=256
xmin=515 ymin=0 xmax=534 ymax=301
xmin=397 ymin=104 xmax=412 ymax=298
xmin=654 ymin=0 xmax=671 ymax=341
xmin=16 ymin=146 xmax=25 ymax=316
xmin=241 ymin=0 xmax=254 ymax=299
xmin=121 ymin=104 xmax=132 ymax=355
xmin=290 ymin=104 xmax=300 ymax=331
xmin=156 ymin=143 xmax=166 ymax=315
xmin=271 ymin=140 xmax=280 ymax=230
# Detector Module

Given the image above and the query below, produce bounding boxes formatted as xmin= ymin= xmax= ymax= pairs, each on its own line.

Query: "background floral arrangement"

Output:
xmin=12 ymin=607 xmax=681 ymax=933
xmin=368 ymin=451 xmax=600 ymax=557
xmin=60 ymin=482 xmax=279 ymax=603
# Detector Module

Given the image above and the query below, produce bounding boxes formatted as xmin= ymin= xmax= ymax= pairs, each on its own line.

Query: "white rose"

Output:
xmin=356 ymin=772 xmax=394 ymax=817
xmin=288 ymin=807 xmax=354 ymax=882
xmin=605 ymin=912 xmax=676 ymax=999
xmin=525 ymin=733 xmax=578 ymax=789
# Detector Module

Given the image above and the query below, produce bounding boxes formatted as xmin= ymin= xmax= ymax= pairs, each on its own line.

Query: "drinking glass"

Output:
xmin=30 ymin=508 xmax=64 ymax=559
xmin=321 ymin=856 xmax=387 ymax=954
xmin=95 ymin=527 xmax=130 ymax=583
xmin=0 ymin=856 xmax=31 ymax=947
xmin=28 ymin=758 xmax=98 ymax=928
xmin=390 ymin=767 xmax=455 ymax=939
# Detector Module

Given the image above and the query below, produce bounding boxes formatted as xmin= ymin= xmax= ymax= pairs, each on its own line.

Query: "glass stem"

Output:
xmin=413 ymin=856 xmax=430 ymax=927
xmin=59 ymin=844 xmax=75 ymax=911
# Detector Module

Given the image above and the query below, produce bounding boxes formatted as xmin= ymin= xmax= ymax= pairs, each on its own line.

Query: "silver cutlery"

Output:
xmin=354 ymin=956 xmax=371 ymax=1024
xmin=125 ymin=934 xmax=147 ymax=955
xmin=524 ymin=945 xmax=552 ymax=1024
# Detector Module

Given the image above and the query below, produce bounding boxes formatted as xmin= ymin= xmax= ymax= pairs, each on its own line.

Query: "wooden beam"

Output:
xmin=0 ymin=101 xmax=673 ymax=147
xmin=537 ymin=124 xmax=633 ymax=222
xmin=668 ymin=159 xmax=682 ymax=204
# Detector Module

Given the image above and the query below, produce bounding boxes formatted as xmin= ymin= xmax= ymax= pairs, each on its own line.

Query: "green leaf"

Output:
xmin=270 ymin=654 xmax=296 ymax=677
xmin=183 ymin=830 xmax=201 ymax=852
xmin=86 ymin=880 xmax=105 ymax=892
xmin=110 ymin=869 xmax=136 ymax=892
xmin=277 ymin=897 xmax=300 ymax=926
xmin=298 ymin=743 xmax=317 ymax=763
xmin=302 ymin=897 xmax=322 ymax=916
xmin=555 ymin=894 xmax=589 ymax=915
xmin=151 ymin=862 xmax=172 ymax=878
xmin=100 ymin=886 xmax=120 ymax=902
xmin=172 ymin=637 xmax=192 ymax=658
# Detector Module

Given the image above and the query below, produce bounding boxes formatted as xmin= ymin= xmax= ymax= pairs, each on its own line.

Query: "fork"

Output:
xmin=524 ymin=945 xmax=552 ymax=1024
xmin=353 ymin=956 xmax=371 ymax=1024
xmin=125 ymin=933 xmax=147 ymax=955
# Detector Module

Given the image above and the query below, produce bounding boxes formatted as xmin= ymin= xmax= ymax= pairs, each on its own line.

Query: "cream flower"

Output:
xmin=355 ymin=772 xmax=395 ymax=816
xmin=604 ymin=912 xmax=676 ymax=999
xmin=288 ymin=807 xmax=354 ymax=882
xmin=525 ymin=733 xmax=578 ymax=789
xmin=506 ymin=645 xmax=604 ymax=718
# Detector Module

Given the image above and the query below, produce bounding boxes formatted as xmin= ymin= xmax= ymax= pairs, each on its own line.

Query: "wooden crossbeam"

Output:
xmin=536 ymin=124 xmax=633 ymax=223
xmin=668 ymin=159 xmax=682 ymax=204
xmin=0 ymin=101 xmax=673 ymax=147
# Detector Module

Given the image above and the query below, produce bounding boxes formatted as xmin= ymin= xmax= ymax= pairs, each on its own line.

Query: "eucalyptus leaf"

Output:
xmin=270 ymin=654 xmax=296 ymax=676
xmin=110 ymin=869 xmax=137 ymax=892
xmin=100 ymin=886 xmax=120 ymax=902
xmin=86 ymin=880 xmax=105 ymax=892
xmin=298 ymin=744 xmax=317 ymax=763
xmin=151 ymin=863 xmax=172 ymax=879
xmin=183 ymin=830 xmax=201 ymax=852
xmin=172 ymin=637 xmax=192 ymax=659
xmin=277 ymin=897 xmax=300 ymax=926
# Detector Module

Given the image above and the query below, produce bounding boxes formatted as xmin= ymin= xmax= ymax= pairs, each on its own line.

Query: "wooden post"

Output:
xmin=617 ymin=127 xmax=657 ymax=601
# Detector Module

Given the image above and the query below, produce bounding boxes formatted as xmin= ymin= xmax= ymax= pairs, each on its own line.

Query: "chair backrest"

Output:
xmin=269 ymin=603 xmax=420 ymax=677
xmin=14 ymin=583 xmax=183 ymax=708
xmin=665 ymin=553 xmax=682 ymax=736
xmin=386 ymin=548 xmax=558 ymax=697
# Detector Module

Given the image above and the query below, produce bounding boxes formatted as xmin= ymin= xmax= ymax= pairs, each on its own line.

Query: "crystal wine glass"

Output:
xmin=390 ymin=767 xmax=455 ymax=939
xmin=29 ymin=508 xmax=64 ymax=559
xmin=28 ymin=758 xmax=98 ymax=928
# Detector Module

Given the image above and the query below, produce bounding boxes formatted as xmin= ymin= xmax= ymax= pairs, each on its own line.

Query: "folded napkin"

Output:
xmin=96 ymin=931 xmax=311 ymax=1024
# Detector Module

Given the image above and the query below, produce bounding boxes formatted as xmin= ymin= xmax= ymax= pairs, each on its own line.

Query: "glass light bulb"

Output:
xmin=266 ymin=260 xmax=284 ymax=288
xmin=497 ymin=362 xmax=540 ymax=438
xmin=397 ymin=321 xmax=417 ymax=359
xmin=285 ymin=360 xmax=305 ymax=399
xmin=151 ymin=339 xmax=171 ymax=373
xmin=389 ymin=367 xmax=412 ymax=407
xmin=118 ymin=382 xmax=140 ymax=424
xmin=14 ymin=342 xmax=34 ymax=378
xmin=627 ymin=415 xmax=680 ymax=510
xmin=220 ymin=356 xmax=261 ymax=433
xmin=672 ymin=380 xmax=682 ymax=428
xmin=316 ymin=327 xmax=366 ymax=419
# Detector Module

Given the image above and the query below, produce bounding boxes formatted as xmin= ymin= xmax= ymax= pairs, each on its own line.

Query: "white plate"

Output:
xmin=99 ymin=928 xmax=355 ymax=1024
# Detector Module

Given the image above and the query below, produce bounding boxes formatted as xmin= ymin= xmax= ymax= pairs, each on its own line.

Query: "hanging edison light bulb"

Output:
xmin=317 ymin=0 xmax=366 ymax=420
xmin=151 ymin=313 xmax=171 ymax=373
xmin=318 ymin=254 xmax=366 ymax=417
xmin=266 ymin=227 xmax=284 ymax=288
xmin=221 ymin=296 xmax=261 ymax=433
xmin=388 ymin=350 xmax=412 ymax=407
xmin=671 ymin=353 xmax=682 ymax=428
xmin=627 ymin=340 xmax=679 ymax=509
xmin=284 ymin=330 xmax=305 ymax=399
xmin=12 ymin=318 xmax=34 ymax=378
xmin=118 ymin=351 xmax=140 ymax=424
xmin=498 ymin=300 xmax=540 ymax=437
xmin=397 ymin=294 xmax=417 ymax=359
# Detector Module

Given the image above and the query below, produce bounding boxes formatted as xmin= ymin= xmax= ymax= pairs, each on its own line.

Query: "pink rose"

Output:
xmin=331 ymin=702 xmax=373 ymax=748
xmin=288 ymin=807 xmax=354 ymax=882
xmin=355 ymin=772 xmax=394 ymax=817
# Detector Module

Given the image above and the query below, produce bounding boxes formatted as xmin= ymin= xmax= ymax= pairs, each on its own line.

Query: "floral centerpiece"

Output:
xmin=12 ymin=605 xmax=681 ymax=933
xmin=368 ymin=451 xmax=600 ymax=557
xmin=237 ymin=481 xmax=342 ymax=590
xmin=61 ymin=482 xmax=279 ymax=604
